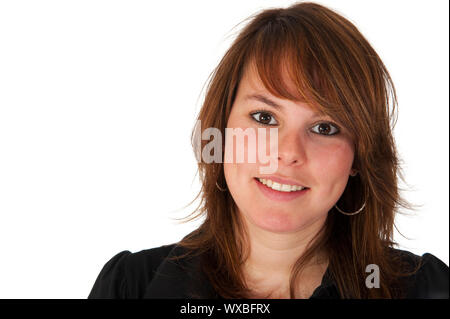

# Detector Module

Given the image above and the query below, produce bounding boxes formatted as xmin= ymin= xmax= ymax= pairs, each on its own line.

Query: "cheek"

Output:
xmin=312 ymin=141 xmax=354 ymax=187
xmin=223 ymin=160 xmax=254 ymax=185
xmin=224 ymin=161 xmax=256 ymax=215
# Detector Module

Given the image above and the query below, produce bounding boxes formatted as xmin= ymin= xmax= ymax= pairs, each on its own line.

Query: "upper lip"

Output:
xmin=255 ymin=175 xmax=309 ymax=188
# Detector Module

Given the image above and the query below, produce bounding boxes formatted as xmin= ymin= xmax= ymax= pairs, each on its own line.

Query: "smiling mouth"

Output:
xmin=254 ymin=177 xmax=309 ymax=193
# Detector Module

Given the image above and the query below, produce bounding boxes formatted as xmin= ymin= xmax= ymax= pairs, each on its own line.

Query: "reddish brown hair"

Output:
xmin=175 ymin=1 xmax=421 ymax=298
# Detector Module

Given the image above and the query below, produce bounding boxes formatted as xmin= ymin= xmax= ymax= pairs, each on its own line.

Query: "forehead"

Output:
xmin=236 ymin=60 xmax=324 ymax=115
xmin=238 ymin=62 xmax=305 ymax=102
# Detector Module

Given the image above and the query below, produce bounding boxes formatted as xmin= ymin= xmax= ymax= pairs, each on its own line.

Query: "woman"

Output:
xmin=88 ymin=2 xmax=448 ymax=299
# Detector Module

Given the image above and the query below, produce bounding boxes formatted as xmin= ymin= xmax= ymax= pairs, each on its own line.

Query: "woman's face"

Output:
xmin=224 ymin=64 xmax=356 ymax=234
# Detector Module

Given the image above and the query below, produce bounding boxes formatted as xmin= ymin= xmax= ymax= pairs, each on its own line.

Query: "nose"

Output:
xmin=277 ymin=131 xmax=306 ymax=166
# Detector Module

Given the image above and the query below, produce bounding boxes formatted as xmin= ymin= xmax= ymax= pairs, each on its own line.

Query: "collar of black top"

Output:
xmin=143 ymin=244 xmax=339 ymax=299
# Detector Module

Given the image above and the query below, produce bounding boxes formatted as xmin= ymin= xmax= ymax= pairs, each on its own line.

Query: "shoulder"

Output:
xmin=88 ymin=243 xmax=177 ymax=299
xmin=126 ymin=244 xmax=177 ymax=271
xmin=387 ymin=247 xmax=449 ymax=299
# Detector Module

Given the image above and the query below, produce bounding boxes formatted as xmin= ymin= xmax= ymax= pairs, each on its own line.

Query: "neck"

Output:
xmin=240 ymin=214 xmax=329 ymax=296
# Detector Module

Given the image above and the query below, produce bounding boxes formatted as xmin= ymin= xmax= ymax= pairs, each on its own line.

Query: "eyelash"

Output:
xmin=250 ymin=110 xmax=341 ymax=136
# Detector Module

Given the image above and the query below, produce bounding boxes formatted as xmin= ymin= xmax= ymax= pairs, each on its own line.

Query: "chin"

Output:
xmin=248 ymin=210 xmax=305 ymax=234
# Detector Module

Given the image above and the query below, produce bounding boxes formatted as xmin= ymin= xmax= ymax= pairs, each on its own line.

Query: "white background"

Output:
xmin=0 ymin=0 xmax=448 ymax=298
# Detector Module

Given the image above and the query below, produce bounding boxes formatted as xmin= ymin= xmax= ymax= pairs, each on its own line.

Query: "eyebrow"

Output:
xmin=245 ymin=93 xmax=282 ymax=110
xmin=245 ymin=93 xmax=325 ymax=118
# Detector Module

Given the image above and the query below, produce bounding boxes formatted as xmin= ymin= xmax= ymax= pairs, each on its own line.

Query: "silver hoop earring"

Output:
xmin=216 ymin=181 xmax=227 ymax=192
xmin=334 ymin=187 xmax=367 ymax=216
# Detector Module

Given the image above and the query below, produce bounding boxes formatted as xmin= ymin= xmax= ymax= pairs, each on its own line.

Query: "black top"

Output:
xmin=88 ymin=243 xmax=449 ymax=299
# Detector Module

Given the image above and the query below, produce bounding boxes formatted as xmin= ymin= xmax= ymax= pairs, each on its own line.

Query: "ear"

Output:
xmin=350 ymin=169 xmax=358 ymax=177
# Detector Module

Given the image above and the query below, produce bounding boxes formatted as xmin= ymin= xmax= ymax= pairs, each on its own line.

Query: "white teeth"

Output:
xmin=258 ymin=178 xmax=306 ymax=192
xmin=272 ymin=182 xmax=282 ymax=191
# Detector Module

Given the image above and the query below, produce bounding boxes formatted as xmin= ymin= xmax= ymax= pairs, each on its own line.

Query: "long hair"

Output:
xmin=174 ymin=1 xmax=422 ymax=298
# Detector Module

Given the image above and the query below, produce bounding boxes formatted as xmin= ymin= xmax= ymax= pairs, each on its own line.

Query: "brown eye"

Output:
xmin=312 ymin=122 xmax=339 ymax=136
xmin=251 ymin=111 xmax=277 ymax=125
